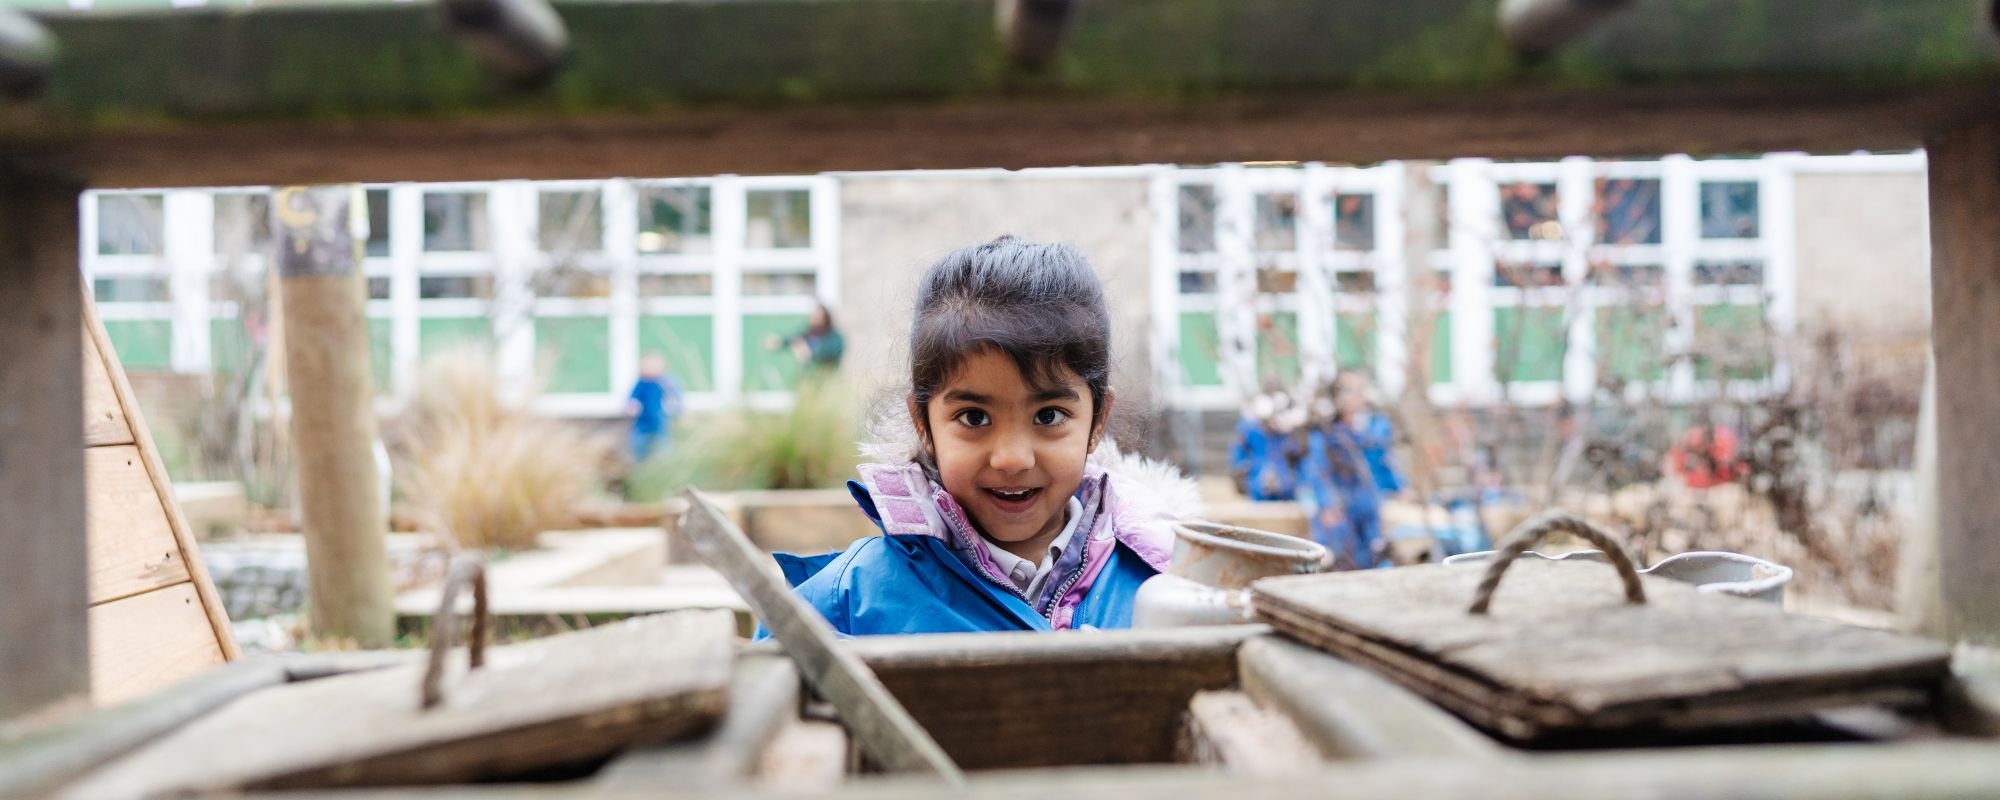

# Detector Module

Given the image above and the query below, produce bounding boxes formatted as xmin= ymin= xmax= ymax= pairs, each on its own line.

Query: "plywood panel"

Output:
xmin=88 ymin=583 xmax=228 ymax=707
xmin=80 ymin=327 xmax=133 ymax=447
xmin=85 ymin=445 xmax=189 ymax=605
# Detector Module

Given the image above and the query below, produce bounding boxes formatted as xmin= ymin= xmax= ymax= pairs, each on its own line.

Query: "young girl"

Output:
xmin=776 ymin=236 xmax=1199 ymax=635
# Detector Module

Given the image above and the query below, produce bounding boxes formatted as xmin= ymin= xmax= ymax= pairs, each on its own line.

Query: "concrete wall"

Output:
xmin=835 ymin=172 xmax=1158 ymax=442
xmin=1793 ymin=170 xmax=1931 ymax=342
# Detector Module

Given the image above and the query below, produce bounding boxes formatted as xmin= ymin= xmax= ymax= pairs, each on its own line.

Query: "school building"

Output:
xmin=82 ymin=152 xmax=1931 ymax=438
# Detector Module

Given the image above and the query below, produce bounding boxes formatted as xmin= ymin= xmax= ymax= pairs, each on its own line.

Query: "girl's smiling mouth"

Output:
xmin=984 ymin=486 xmax=1043 ymax=512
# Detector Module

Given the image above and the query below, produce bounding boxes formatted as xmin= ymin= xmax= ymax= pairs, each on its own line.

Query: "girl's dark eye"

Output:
xmin=956 ymin=409 xmax=991 ymax=428
xmin=1034 ymin=408 xmax=1071 ymax=426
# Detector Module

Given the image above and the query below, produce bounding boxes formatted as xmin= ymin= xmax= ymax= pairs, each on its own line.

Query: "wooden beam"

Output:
xmin=0 ymin=8 xmax=53 ymax=98
xmin=0 ymin=165 xmax=86 ymax=723
xmin=997 ymin=0 xmax=1076 ymax=69
xmin=437 ymin=0 xmax=569 ymax=86
xmin=1500 ymin=0 xmax=1633 ymax=54
xmin=0 ymin=0 xmax=1993 ymax=188
xmin=1237 ymin=635 xmax=1504 ymax=761
xmin=677 ymin=489 xmax=963 ymax=783
xmin=1927 ymin=119 xmax=2000 ymax=644
xmin=275 ymin=185 xmax=394 ymax=648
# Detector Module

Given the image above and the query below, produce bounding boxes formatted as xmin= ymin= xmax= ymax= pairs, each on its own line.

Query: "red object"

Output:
xmin=1669 ymin=425 xmax=1747 ymax=489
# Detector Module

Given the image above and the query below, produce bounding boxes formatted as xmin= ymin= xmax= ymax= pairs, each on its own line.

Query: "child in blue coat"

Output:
xmin=776 ymin=236 xmax=1196 ymax=635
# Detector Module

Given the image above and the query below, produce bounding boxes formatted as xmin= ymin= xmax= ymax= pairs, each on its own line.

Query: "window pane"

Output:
xmin=1701 ymin=181 xmax=1759 ymax=239
xmin=1335 ymin=271 xmax=1376 ymax=293
xmin=423 ymin=192 xmax=489 ymax=252
xmin=1178 ymin=270 xmax=1218 ymax=294
xmin=1177 ymin=311 xmax=1222 ymax=386
xmin=1595 ymin=306 xmax=1669 ymax=381
xmin=365 ymin=189 xmax=391 ymax=258
xmin=741 ymin=313 xmax=809 ymax=391
xmin=366 ymin=276 xmax=392 ymax=300
xmin=1336 ymin=312 xmax=1375 ymax=371
xmin=745 ymin=189 xmax=811 ymax=250
xmin=1494 ymin=260 xmax=1564 ymax=288
xmin=1256 ymin=311 xmax=1300 ymax=386
xmin=213 ymin=193 xmax=273 ymax=256
xmin=1333 ymin=193 xmax=1375 ymax=251
xmin=103 ymin=319 xmax=173 ymax=371
xmin=1694 ymin=259 xmax=1764 ymax=286
xmin=1255 ymin=267 xmax=1298 ymax=294
xmin=532 ymin=267 xmax=610 ymax=299
xmin=98 ymin=194 xmax=165 ymax=256
xmin=1500 ymin=182 xmax=1560 ymax=241
xmin=1253 ymin=192 xmax=1297 ymax=252
xmin=93 ymin=275 xmax=171 ymax=303
xmin=1586 ymin=263 xmax=1665 ymax=287
xmin=419 ymin=275 xmax=493 ymax=299
xmin=1178 ymin=185 xmax=1216 ymax=254
xmin=538 ymin=190 xmax=603 ymax=253
xmin=638 ymin=273 xmax=714 ymax=297
xmin=536 ymin=316 xmax=611 ymax=393
xmin=420 ymin=317 xmax=492 ymax=360
xmin=1694 ymin=303 xmax=1770 ymax=380
xmin=742 ymin=271 xmax=817 ymax=297
xmin=639 ymin=314 xmax=715 ymax=392
xmin=637 ymin=186 xmax=712 ymax=254
xmin=1595 ymin=178 xmax=1661 ymax=245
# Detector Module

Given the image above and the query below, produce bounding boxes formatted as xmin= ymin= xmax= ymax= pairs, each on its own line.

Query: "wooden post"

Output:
xmin=274 ymin=186 xmax=393 ymax=648
xmin=1927 ymin=121 xmax=2000 ymax=644
xmin=0 ymin=167 xmax=88 ymax=721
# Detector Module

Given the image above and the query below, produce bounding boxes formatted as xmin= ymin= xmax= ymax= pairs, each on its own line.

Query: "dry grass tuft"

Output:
xmin=393 ymin=347 xmax=607 ymax=550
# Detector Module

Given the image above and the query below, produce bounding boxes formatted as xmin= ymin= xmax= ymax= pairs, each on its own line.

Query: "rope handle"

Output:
xmin=1468 ymin=510 xmax=1645 ymax=615
xmin=421 ymin=554 xmax=489 ymax=710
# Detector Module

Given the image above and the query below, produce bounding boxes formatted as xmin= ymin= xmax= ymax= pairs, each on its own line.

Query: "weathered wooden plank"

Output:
xmin=1253 ymin=560 xmax=1952 ymax=742
xmin=1179 ymin=690 xmax=1322 ymax=775
xmin=229 ymin=742 xmax=2000 ymax=800
xmin=64 ymin=611 xmax=736 ymax=796
xmin=86 ymin=583 xmax=228 ymax=708
xmin=0 ymin=660 xmax=286 ymax=798
xmin=83 ymin=445 xmax=190 ymax=606
xmin=82 ymin=296 xmax=242 ymax=668
xmin=754 ymin=720 xmax=849 ymax=791
xmin=0 ymin=167 xmax=88 ymax=722
xmin=1927 ymin=120 xmax=2000 ymax=644
xmin=1237 ymin=635 xmax=1505 ymax=761
xmin=594 ymin=655 xmax=802 ymax=790
xmin=79 ymin=326 xmax=132 ymax=447
xmin=839 ymin=626 xmax=1256 ymax=770
xmin=679 ymin=489 xmax=963 ymax=783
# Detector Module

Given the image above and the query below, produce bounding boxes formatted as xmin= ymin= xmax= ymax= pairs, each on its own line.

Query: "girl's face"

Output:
xmin=916 ymin=349 xmax=1108 ymax=558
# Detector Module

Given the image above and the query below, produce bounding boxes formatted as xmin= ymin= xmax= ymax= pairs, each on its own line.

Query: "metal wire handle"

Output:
xmin=421 ymin=554 xmax=489 ymax=710
xmin=1468 ymin=510 xmax=1646 ymax=615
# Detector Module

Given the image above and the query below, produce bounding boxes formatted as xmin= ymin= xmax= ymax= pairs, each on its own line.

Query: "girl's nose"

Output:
xmin=990 ymin=429 xmax=1035 ymax=473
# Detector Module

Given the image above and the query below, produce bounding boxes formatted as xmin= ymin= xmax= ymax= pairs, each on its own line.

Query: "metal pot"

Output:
xmin=1132 ymin=521 xmax=1332 ymax=627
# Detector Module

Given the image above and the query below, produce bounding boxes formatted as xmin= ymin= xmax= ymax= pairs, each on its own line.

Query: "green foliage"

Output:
xmin=625 ymin=374 xmax=859 ymax=501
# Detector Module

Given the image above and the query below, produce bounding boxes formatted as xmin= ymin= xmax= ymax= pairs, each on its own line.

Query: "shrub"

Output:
xmin=626 ymin=373 xmax=859 ymax=500
xmin=393 ymin=347 xmax=607 ymax=550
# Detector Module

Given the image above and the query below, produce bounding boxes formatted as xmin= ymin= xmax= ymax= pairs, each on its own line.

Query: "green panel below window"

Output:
xmin=368 ymin=318 xmax=393 ymax=392
xmin=639 ymin=314 xmax=714 ymax=392
xmin=420 ymin=317 xmax=492 ymax=360
xmin=1257 ymin=312 xmax=1300 ymax=386
xmin=1430 ymin=312 xmax=1452 ymax=384
xmin=210 ymin=318 xmax=249 ymax=377
xmin=535 ymin=316 xmax=611 ymax=394
xmin=1695 ymin=304 xmax=1771 ymax=380
xmin=1177 ymin=311 xmax=1221 ymax=387
xmin=1595 ymin=306 xmax=1669 ymax=382
xmin=1493 ymin=306 xmax=1566 ymax=383
xmin=104 ymin=320 xmax=173 ymax=371
xmin=1335 ymin=312 xmax=1375 ymax=372
xmin=741 ymin=313 xmax=808 ymax=392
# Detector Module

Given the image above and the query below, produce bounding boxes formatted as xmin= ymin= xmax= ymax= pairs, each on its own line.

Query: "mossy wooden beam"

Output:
xmin=0 ymin=0 xmax=1994 ymax=186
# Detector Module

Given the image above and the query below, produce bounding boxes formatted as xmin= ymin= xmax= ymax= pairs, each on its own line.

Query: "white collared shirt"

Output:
xmin=981 ymin=497 xmax=1084 ymax=601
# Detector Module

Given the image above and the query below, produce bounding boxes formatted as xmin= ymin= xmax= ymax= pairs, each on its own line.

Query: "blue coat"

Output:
xmin=776 ymin=534 xmax=1159 ymax=635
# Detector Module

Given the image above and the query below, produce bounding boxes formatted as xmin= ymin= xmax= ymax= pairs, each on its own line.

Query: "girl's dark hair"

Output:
xmin=909 ymin=235 xmax=1112 ymax=441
